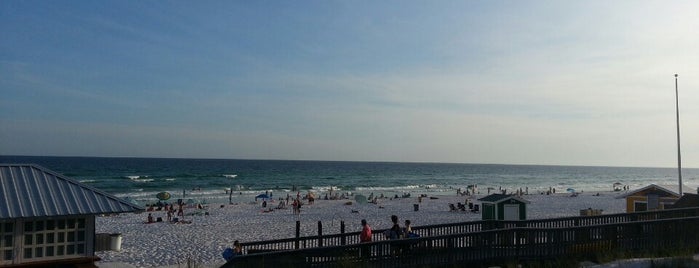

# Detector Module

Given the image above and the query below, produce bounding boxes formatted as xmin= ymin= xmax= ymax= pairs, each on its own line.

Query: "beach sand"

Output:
xmin=96 ymin=191 xmax=626 ymax=267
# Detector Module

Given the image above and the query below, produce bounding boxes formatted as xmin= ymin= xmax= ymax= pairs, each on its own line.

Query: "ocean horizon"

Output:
xmin=2 ymin=155 xmax=697 ymax=205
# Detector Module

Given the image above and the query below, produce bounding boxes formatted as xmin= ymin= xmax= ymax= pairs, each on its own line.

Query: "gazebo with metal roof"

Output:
xmin=0 ymin=164 xmax=144 ymax=267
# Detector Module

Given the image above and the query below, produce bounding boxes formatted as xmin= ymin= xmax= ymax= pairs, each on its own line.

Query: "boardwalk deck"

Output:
xmin=223 ymin=207 xmax=699 ymax=267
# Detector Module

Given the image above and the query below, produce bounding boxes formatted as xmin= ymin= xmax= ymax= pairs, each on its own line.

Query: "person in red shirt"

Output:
xmin=360 ymin=219 xmax=372 ymax=258
xmin=360 ymin=219 xmax=372 ymax=242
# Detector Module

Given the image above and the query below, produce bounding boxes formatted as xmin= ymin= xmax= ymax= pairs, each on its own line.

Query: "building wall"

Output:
xmin=0 ymin=215 xmax=95 ymax=266
xmin=625 ymin=196 xmax=679 ymax=212
xmin=625 ymin=196 xmax=646 ymax=212
xmin=0 ymin=221 xmax=13 ymax=266
xmin=482 ymin=203 xmax=496 ymax=220
xmin=496 ymin=200 xmax=526 ymax=220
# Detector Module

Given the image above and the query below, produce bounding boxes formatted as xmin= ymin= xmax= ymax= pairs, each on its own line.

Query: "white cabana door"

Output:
xmin=504 ymin=204 xmax=519 ymax=221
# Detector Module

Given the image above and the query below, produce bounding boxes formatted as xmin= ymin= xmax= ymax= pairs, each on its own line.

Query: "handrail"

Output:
xmin=240 ymin=207 xmax=699 ymax=253
xmin=225 ymin=215 xmax=699 ymax=267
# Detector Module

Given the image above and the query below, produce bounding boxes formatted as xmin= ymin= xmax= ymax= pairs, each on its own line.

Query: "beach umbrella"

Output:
xmin=566 ymin=188 xmax=576 ymax=193
xmin=156 ymin=191 xmax=171 ymax=200
xmin=255 ymin=194 xmax=270 ymax=200
xmin=354 ymin=194 xmax=367 ymax=204
xmin=613 ymin=182 xmax=623 ymax=186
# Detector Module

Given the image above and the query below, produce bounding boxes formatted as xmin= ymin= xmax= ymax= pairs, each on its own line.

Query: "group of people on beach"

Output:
xmin=258 ymin=192 xmax=308 ymax=214
xmin=144 ymin=201 xmax=199 ymax=224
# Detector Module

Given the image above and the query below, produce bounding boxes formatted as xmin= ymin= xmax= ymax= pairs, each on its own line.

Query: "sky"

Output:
xmin=1 ymin=1 xmax=699 ymax=168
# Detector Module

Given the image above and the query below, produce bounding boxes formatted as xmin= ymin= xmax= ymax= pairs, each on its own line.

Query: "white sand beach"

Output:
xmin=95 ymin=191 xmax=627 ymax=268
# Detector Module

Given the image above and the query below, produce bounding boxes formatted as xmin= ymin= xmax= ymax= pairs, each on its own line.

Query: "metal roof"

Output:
xmin=615 ymin=183 xmax=686 ymax=199
xmin=0 ymin=164 xmax=144 ymax=219
xmin=478 ymin=194 xmax=530 ymax=204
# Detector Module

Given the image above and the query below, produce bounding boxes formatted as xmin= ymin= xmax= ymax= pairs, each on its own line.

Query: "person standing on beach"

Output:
xmin=292 ymin=199 xmax=301 ymax=214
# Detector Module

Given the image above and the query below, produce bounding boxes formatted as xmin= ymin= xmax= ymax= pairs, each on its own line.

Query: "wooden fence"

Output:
xmin=240 ymin=207 xmax=699 ymax=253
xmin=223 ymin=215 xmax=699 ymax=268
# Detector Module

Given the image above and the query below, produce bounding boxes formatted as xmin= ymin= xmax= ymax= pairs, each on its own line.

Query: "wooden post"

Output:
xmin=340 ymin=221 xmax=346 ymax=245
xmin=318 ymin=221 xmax=323 ymax=247
xmin=295 ymin=221 xmax=300 ymax=249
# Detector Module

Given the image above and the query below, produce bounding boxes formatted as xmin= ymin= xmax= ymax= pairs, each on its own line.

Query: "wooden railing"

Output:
xmin=223 ymin=215 xmax=699 ymax=268
xmin=240 ymin=207 xmax=699 ymax=253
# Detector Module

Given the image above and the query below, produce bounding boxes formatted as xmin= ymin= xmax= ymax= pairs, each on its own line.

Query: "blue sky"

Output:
xmin=2 ymin=1 xmax=699 ymax=167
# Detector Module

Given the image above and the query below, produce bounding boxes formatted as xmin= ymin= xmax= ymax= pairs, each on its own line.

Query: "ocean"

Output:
xmin=2 ymin=155 xmax=697 ymax=205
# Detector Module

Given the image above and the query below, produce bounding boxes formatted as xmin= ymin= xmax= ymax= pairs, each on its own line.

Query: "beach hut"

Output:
xmin=477 ymin=194 xmax=530 ymax=221
xmin=616 ymin=184 xmax=683 ymax=212
xmin=0 ymin=164 xmax=143 ymax=267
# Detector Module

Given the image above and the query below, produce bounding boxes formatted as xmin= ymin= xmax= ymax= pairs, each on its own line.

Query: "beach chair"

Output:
xmin=457 ymin=203 xmax=466 ymax=211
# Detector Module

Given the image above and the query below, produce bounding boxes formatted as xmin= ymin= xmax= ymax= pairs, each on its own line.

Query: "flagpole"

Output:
xmin=675 ymin=74 xmax=683 ymax=195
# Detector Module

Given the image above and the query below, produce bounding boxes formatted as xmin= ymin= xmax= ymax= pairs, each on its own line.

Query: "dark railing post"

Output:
xmin=318 ymin=221 xmax=323 ymax=247
xmin=428 ymin=228 xmax=433 ymax=250
xmin=340 ymin=221 xmax=346 ymax=245
xmin=295 ymin=221 xmax=300 ymax=249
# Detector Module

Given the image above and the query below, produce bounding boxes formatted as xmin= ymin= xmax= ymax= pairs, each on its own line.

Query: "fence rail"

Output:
xmin=240 ymin=207 xmax=699 ymax=253
xmin=224 ymin=215 xmax=699 ymax=268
